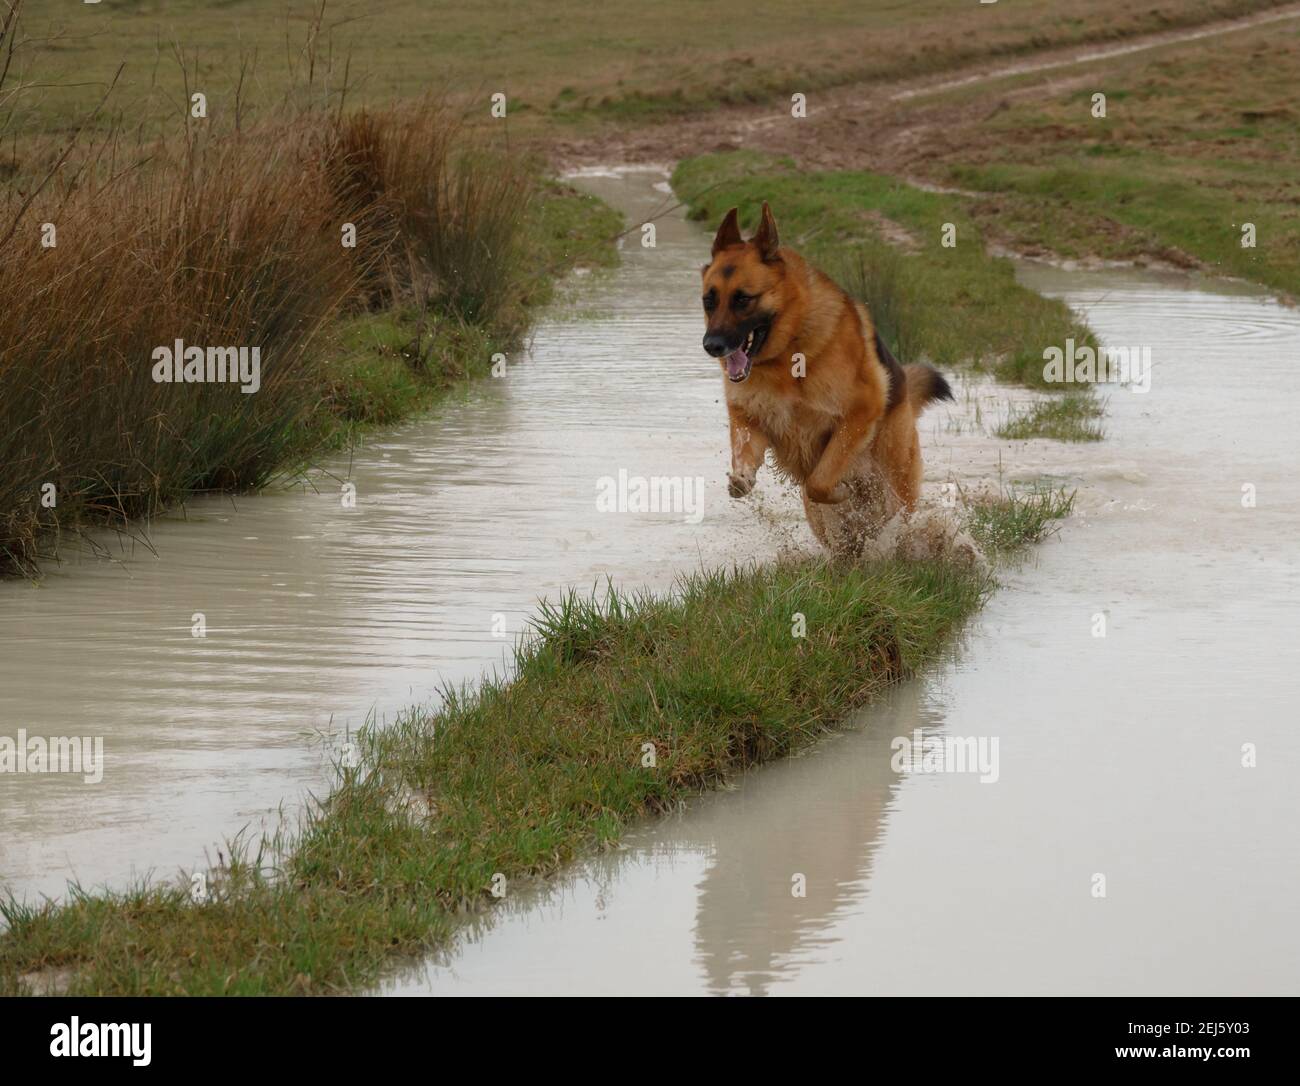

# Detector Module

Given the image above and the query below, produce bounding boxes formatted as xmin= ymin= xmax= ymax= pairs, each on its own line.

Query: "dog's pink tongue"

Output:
xmin=725 ymin=347 xmax=749 ymax=379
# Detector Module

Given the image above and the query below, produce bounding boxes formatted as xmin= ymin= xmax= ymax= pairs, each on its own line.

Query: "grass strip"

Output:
xmin=0 ymin=104 xmax=620 ymax=577
xmin=3 ymin=558 xmax=992 ymax=995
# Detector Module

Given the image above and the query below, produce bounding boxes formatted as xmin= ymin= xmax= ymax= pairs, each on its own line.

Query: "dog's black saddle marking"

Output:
xmin=874 ymin=331 xmax=906 ymax=411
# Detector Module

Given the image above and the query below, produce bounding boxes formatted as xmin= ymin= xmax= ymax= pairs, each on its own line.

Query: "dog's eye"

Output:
xmin=732 ymin=292 xmax=753 ymax=309
xmin=702 ymin=291 xmax=717 ymax=312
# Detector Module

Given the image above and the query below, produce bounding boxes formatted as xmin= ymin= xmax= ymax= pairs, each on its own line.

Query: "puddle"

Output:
xmin=0 ymin=167 xmax=808 ymax=904
xmin=381 ymin=232 xmax=1300 ymax=994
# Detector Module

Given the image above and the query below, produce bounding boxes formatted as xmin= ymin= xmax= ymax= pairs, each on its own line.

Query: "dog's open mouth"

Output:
xmin=724 ymin=323 xmax=769 ymax=383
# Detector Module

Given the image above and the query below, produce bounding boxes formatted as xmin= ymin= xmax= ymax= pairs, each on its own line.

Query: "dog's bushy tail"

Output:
xmin=904 ymin=363 xmax=954 ymax=414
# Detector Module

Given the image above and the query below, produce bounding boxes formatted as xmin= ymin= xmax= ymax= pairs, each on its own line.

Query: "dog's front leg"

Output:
xmin=727 ymin=403 xmax=769 ymax=498
xmin=805 ymin=401 xmax=881 ymax=504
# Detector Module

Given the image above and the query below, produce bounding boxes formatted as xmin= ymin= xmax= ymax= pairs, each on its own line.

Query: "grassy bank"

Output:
xmin=316 ymin=178 xmax=619 ymax=438
xmin=672 ymin=152 xmax=1102 ymax=439
xmin=0 ymin=98 xmax=618 ymax=575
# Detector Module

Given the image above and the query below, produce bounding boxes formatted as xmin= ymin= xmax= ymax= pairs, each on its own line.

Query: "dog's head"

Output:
xmin=700 ymin=202 xmax=787 ymax=384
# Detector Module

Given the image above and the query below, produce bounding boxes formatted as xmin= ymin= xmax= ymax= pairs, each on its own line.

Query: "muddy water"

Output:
xmin=0 ymin=168 xmax=807 ymax=905
xmin=382 ymin=254 xmax=1300 ymax=992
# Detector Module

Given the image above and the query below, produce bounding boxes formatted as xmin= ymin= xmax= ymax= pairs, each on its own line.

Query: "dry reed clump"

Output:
xmin=0 ymin=122 xmax=357 ymax=570
xmin=0 ymin=101 xmax=535 ymax=574
xmin=329 ymin=106 xmax=535 ymax=332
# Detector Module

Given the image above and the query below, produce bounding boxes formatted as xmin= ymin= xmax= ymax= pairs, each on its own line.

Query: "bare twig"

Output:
xmin=0 ymin=60 xmax=123 ymax=248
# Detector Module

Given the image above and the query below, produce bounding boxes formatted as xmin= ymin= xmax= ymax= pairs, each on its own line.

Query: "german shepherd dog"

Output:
xmin=701 ymin=203 xmax=954 ymax=555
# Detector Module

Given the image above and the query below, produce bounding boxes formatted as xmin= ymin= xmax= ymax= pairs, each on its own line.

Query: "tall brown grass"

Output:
xmin=0 ymin=100 xmax=538 ymax=574
xmin=329 ymin=108 xmax=534 ymax=331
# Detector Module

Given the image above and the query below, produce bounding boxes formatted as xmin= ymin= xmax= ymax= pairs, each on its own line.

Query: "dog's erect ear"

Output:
xmin=712 ymin=207 xmax=742 ymax=256
xmin=754 ymin=201 xmax=780 ymax=261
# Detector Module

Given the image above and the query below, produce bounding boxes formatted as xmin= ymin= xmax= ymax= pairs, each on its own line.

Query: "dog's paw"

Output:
xmin=728 ymin=471 xmax=755 ymax=499
xmin=806 ymin=481 xmax=850 ymax=505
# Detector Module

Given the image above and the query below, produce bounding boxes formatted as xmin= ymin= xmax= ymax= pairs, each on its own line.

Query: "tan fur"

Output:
xmin=701 ymin=204 xmax=952 ymax=556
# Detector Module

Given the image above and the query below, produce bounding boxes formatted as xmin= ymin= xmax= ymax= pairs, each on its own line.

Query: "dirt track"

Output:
xmin=548 ymin=2 xmax=1300 ymax=177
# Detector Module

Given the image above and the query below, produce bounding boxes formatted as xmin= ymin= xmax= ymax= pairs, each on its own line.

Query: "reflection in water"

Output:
xmin=686 ymin=681 xmax=943 ymax=994
xmin=382 ymin=678 xmax=952 ymax=996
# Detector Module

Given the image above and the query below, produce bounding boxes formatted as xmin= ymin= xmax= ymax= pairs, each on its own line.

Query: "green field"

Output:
xmin=8 ymin=0 xmax=1285 ymax=136
xmin=929 ymin=21 xmax=1300 ymax=297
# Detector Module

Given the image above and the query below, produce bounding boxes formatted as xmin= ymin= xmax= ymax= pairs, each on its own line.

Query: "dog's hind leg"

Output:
xmin=875 ymin=410 xmax=924 ymax=511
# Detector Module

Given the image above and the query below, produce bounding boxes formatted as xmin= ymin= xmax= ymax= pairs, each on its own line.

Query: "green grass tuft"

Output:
xmin=996 ymin=394 xmax=1105 ymax=443
xmin=965 ymin=485 xmax=1076 ymax=555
